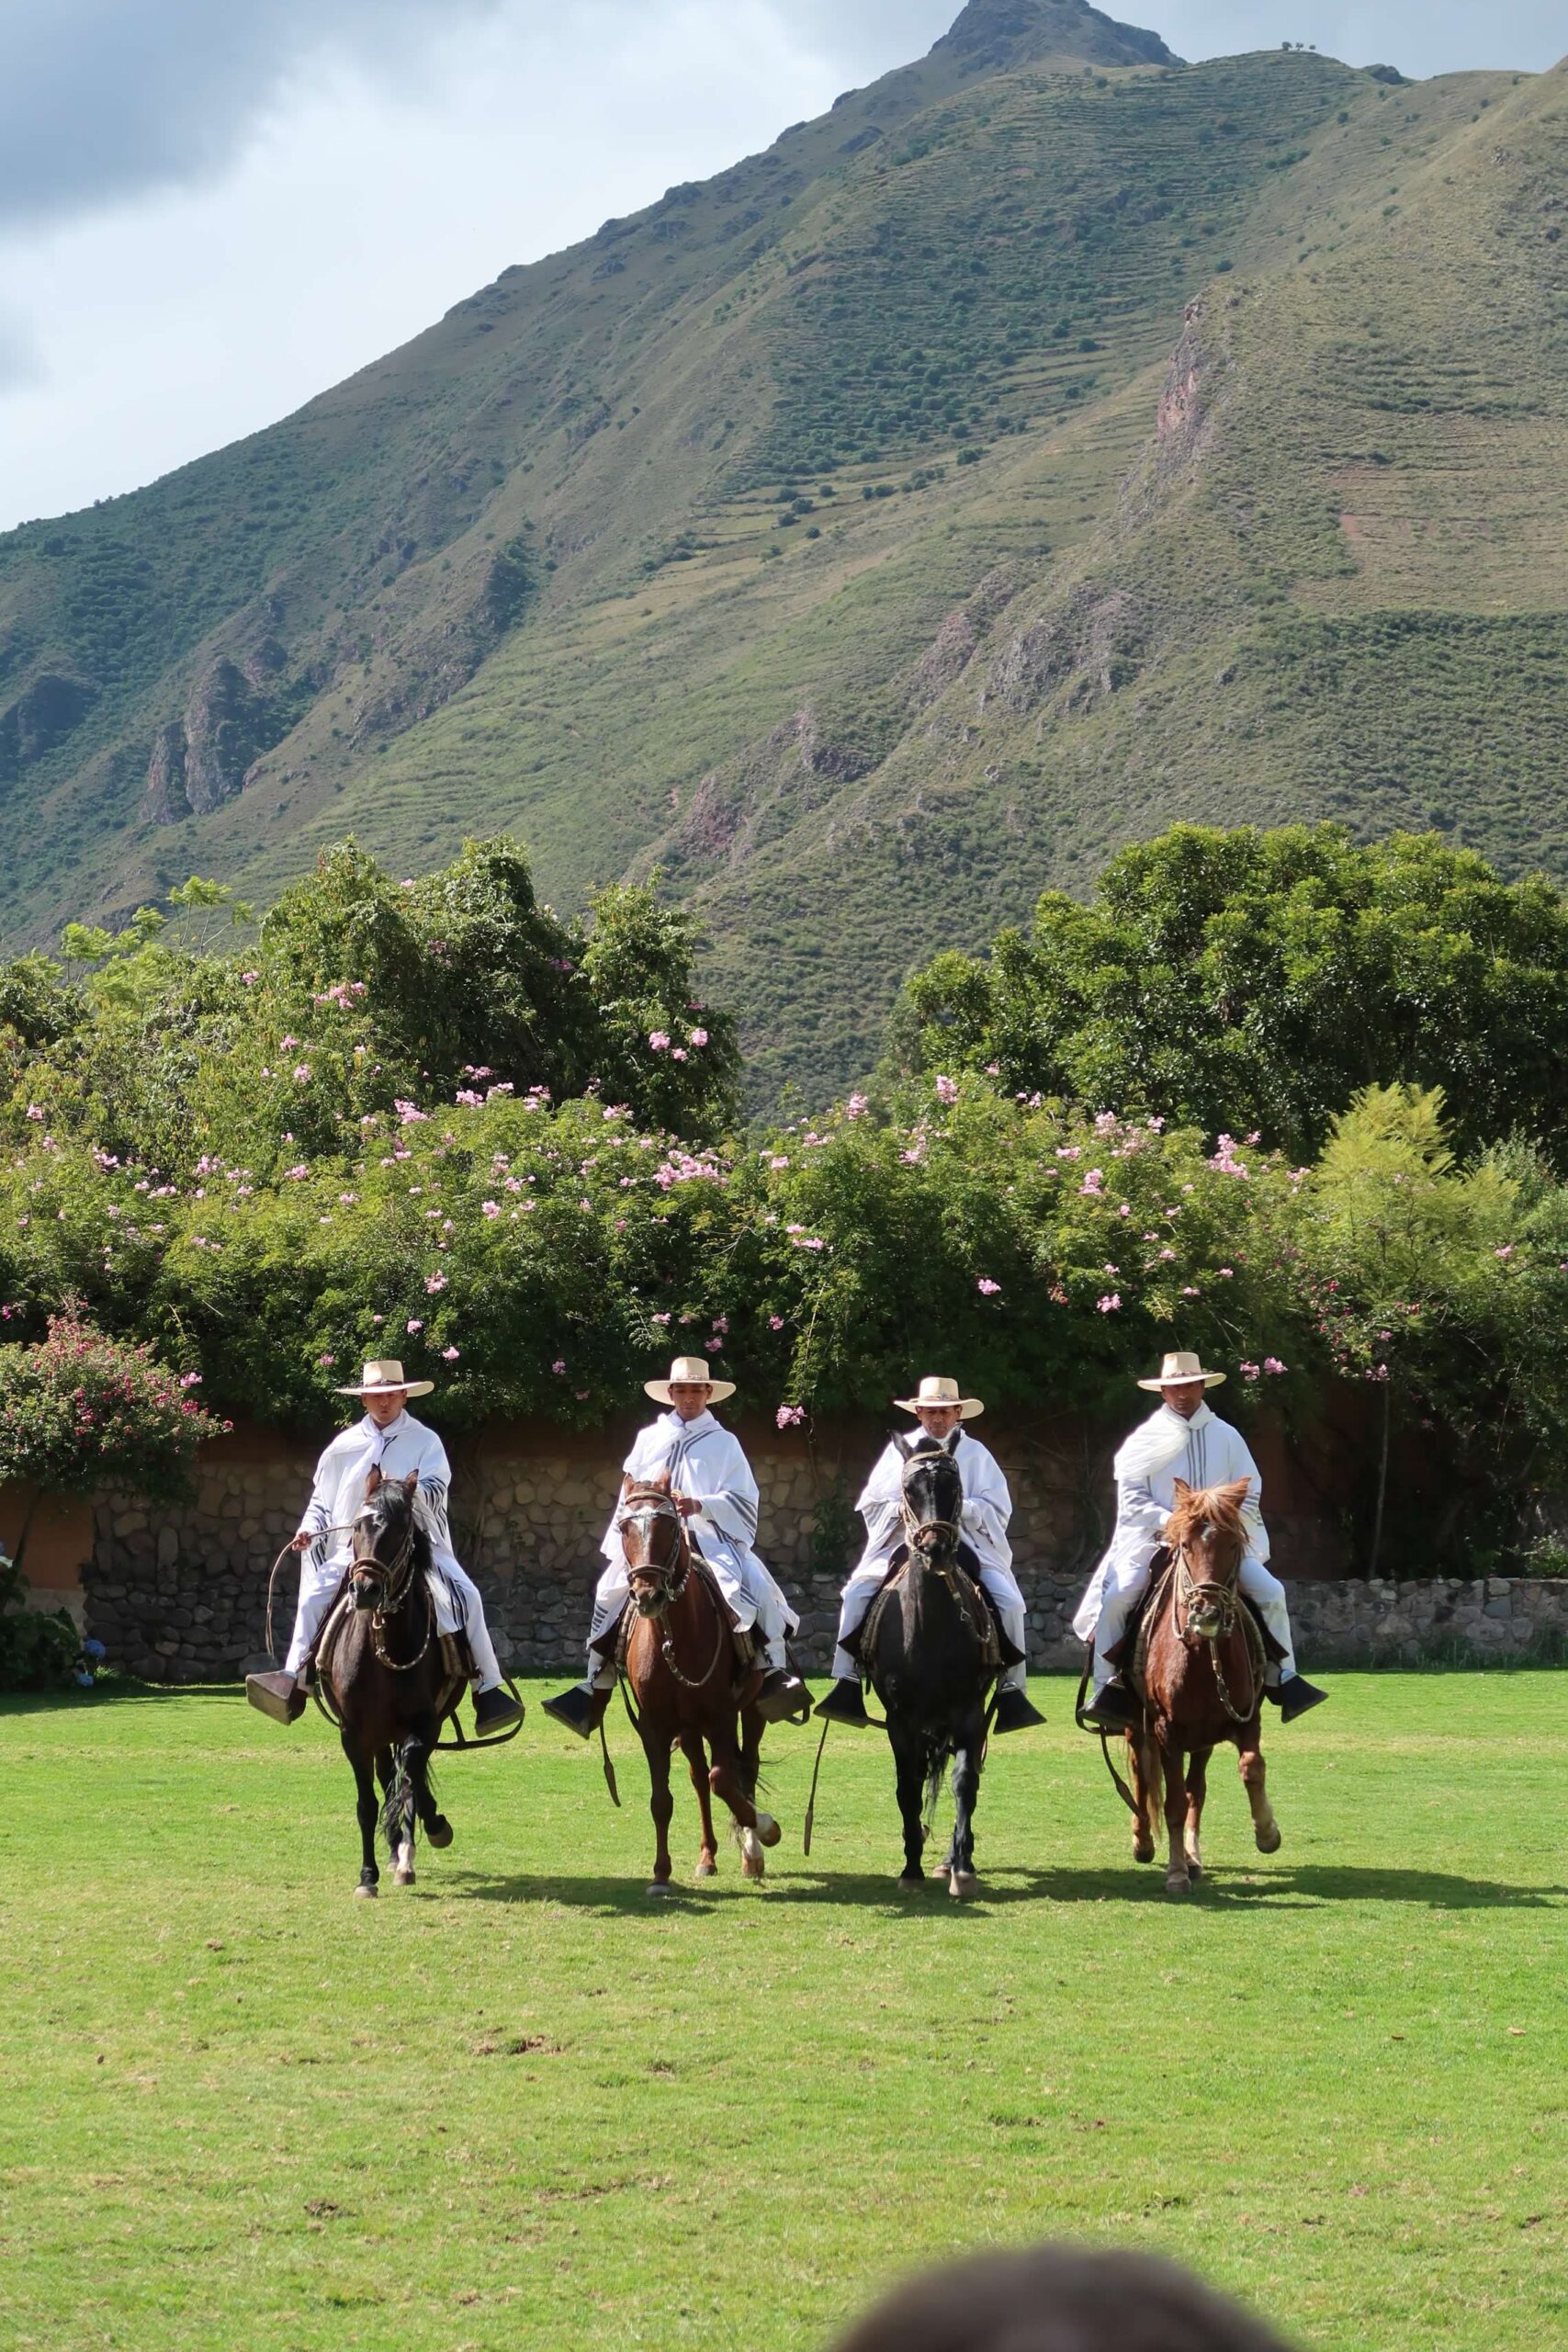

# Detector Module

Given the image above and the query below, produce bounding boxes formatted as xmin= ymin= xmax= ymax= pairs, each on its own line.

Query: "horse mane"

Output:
xmin=1165 ymin=1477 xmax=1249 ymax=1551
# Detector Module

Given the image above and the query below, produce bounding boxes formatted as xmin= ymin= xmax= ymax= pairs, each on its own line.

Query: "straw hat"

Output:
xmin=1136 ymin=1350 xmax=1226 ymax=1394
xmin=894 ymin=1374 xmax=985 ymax=1421
xmin=645 ymin=1354 xmax=736 ymax=1406
xmin=335 ymin=1356 xmax=434 ymax=1399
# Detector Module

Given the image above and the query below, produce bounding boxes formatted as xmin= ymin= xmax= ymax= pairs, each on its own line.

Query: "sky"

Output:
xmin=1 ymin=0 xmax=1562 ymax=532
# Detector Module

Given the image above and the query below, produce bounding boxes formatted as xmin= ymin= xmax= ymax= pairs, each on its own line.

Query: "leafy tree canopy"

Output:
xmin=889 ymin=825 xmax=1568 ymax=1164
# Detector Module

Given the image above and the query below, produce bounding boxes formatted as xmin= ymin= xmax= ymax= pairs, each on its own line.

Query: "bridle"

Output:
xmin=351 ymin=1499 xmax=433 ymax=1673
xmin=617 ymin=1486 xmax=724 ymax=1690
xmin=1170 ymin=1517 xmax=1263 ymax=1724
xmin=899 ymin=1460 xmax=967 ymax=1600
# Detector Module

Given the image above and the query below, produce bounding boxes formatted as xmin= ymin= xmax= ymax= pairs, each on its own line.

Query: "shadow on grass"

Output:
xmin=440 ymin=1859 xmax=1567 ymax=1914
xmin=0 ymin=1677 xmax=244 ymax=1717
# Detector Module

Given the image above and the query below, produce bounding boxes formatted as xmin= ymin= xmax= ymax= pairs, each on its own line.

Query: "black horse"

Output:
xmin=862 ymin=1435 xmax=997 ymax=1899
xmin=318 ymin=1468 xmax=461 ymax=1897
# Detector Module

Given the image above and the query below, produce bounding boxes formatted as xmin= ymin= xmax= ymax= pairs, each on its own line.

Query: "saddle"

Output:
xmin=611 ymin=1555 xmax=764 ymax=1694
xmin=1102 ymin=1549 xmax=1285 ymax=1695
xmin=850 ymin=1541 xmax=1013 ymax=1676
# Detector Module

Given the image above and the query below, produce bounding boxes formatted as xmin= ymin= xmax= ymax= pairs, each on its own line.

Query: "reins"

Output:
xmin=617 ymin=1491 xmax=728 ymax=1692
xmin=1171 ymin=1538 xmax=1266 ymax=1723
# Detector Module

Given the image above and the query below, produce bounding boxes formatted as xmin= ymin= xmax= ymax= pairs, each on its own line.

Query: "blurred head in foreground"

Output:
xmin=831 ymin=2245 xmax=1299 ymax=2352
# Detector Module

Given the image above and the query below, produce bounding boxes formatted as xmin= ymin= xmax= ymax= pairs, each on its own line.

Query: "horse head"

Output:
xmin=351 ymin=1466 xmax=420 ymax=1611
xmin=1165 ymin=1476 xmax=1250 ymax=1643
xmin=617 ymin=1473 xmax=690 ymax=1619
xmin=895 ymin=1431 xmax=964 ymax=1563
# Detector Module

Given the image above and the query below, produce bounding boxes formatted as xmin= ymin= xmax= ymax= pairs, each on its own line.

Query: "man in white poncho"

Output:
xmin=542 ymin=1357 xmax=807 ymax=1739
xmin=1076 ymin=1351 xmax=1327 ymax=1733
xmin=814 ymin=1374 xmax=1046 ymax=1736
xmin=245 ymin=1358 xmax=523 ymax=1734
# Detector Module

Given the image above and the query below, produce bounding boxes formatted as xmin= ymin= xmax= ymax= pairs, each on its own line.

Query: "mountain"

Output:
xmin=1 ymin=3 xmax=1564 ymax=1104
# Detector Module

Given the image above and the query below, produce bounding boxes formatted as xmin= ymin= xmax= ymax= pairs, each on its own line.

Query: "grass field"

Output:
xmin=3 ymin=1673 xmax=1565 ymax=2351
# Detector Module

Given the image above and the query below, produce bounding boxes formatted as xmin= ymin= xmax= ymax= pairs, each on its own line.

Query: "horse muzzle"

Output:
xmin=627 ymin=1577 xmax=668 ymax=1620
xmin=350 ymin=1569 xmax=383 ymax=1611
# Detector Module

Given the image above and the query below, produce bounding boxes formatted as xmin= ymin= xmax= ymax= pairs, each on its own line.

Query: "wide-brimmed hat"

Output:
xmin=645 ymin=1354 xmax=736 ymax=1406
xmin=335 ymin=1356 xmax=434 ymax=1399
xmin=894 ymin=1374 xmax=984 ymax=1421
xmin=1137 ymin=1350 xmax=1226 ymax=1394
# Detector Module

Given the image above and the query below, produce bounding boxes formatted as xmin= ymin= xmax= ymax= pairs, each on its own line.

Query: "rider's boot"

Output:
xmin=542 ymin=1682 xmax=612 ymax=1741
xmin=992 ymin=1685 xmax=1046 ymax=1735
xmin=472 ymin=1683 xmax=525 ymax=1735
xmin=814 ymin=1677 xmax=870 ymax=1727
xmin=1269 ymin=1673 xmax=1328 ymax=1723
xmin=755 ymin=1668 xmax=809 ymax=1724
xmin=1080 ymin=1674 xmax=1141 ymax=1734
xmin=246 ymin=1667 xmax=307 ymax=1724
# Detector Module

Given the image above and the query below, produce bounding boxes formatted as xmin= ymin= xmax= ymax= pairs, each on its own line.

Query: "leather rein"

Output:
xmin=350 ymin=1507 xmax=434 ymax=1674
xmin=618 ymin=1487 xmax=727 ymax=1690
xmin=1170 ymin=1530 xmax=1265 ymax=1724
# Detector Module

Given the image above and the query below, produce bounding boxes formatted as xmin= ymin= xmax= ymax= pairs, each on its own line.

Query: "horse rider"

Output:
xmin=245 ymin=1358 xmax=524 ymax=1734
xmin=542 ymin=1357 xmax=808 ymax=1739
xmin=814 ymin=1374 xmax=1046 ymax=1736
xmin=1076 ymin=1350 xmax=1328 ymax=1732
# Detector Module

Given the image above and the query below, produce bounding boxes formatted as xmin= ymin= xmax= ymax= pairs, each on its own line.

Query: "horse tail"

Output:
xmin=922 ymin=1749 xmax=945 ymax=1842
xmin=380 ymin=1750 xmax=413 ymax=1851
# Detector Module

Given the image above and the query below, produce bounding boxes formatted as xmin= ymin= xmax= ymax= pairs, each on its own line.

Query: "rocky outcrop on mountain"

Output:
xmin=933 ymin=0 xmax=1179 ymax=71
xmin=0 ymin=673 xmax=96 ymax=783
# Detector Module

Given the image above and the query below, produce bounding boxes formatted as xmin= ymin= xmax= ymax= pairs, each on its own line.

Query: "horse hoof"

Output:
xmin=1186 ymin=1856 xmax=1203 ymax=1881
xmin=1256 ymin=1823 xmax=1282 ymax=1855
xmin=1165 ymin=1872 xmax=1191 ymax=1897
xmin=754 ymin=1811 xmax=781 ymax=1849
xmin=694 ymin=1857 xmax=718 ymax=1880
xmin=355 ymin=1883 xmax=378 ymax=1900
xmin=948 ymin=1870 xmax=979 ymax=1903
xmin=427 ymin=1817 xmax=454 ymax=1849
xmin=394 ymin=1867 xmax=415 ymax=1887
xmin=1133 ymin=1840 xmax=1156 ymax=1866
xmin=646 ymin=1881 xmax=675 ymax=1899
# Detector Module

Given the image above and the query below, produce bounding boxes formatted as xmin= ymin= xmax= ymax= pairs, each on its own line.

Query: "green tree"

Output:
xmin=892 ymin=825 xmax=1568 ymax=1163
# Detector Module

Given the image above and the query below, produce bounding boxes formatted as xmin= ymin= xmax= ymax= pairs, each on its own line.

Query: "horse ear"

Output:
xmin=401 ymin=1472 xmax=419 ymax=1499
xmin=1220 ymin=1478 xmax=1251 ymax=1508
xmin=1171 ymin=1476 xmax=1191 ymax=1504
xmin=893 ymin=1432 xmax=913 ymax=1462
xmin=365 ymin=1465 xmax=383 ymax=1495
xmin=945 ymin=1428 xmax=961 ymax=1456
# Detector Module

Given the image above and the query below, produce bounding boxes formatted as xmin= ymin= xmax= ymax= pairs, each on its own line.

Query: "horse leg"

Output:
xmin=682 ymin=1733 xmax=721 ymax=1880
xmin=392 ymin=1730 xmax=441 ymax=1884
xmin=1128 ymin=1731 xmax=1158 ymax=1865
xmin=1239 ymin=1728 xmax=1281 ymax=1853
xmin=1185 ymin=1746 xmax=1211 ymax=1881
xmin=642 ymin=1724 xmax=676 ymax=1894
xmin=708 ymin=1725 xmax=779 ymax=1880
xmin=889 ymin=1725 xmax=929 ymax=1890
xmin=1159 ymin=1736 xmax=1192 ymax=1896
xmin=945 ymin=1713 xmax=984 ymax=1901
xmin=344 ymin=1733 xmax=380 ymax=1898
xmin=411 ymin=1727 xmax=453 ymax=1850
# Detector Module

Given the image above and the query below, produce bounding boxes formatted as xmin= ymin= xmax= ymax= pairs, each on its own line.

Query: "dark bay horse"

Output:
xmin=617 ymin=1474 xmax=780 ymax=1894
xmin=319 ymin=1468 xmax=460 ymax=1898
xmin=863 ymin=1436 xmax=996 ymax=1899
xmin=1126 ymin=1476 xmax=1280 ymax=1896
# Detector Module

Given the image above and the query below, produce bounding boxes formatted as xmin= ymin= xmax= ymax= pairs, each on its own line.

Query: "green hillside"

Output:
xmin=1 ymin=0 xmax=1564 ymax=1103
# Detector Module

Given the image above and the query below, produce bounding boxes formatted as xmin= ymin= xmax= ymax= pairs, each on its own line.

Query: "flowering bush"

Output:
xmin=0 ymin=1314 xmax=228 ymax=1506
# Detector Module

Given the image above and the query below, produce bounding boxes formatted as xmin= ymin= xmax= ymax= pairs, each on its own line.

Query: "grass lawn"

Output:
xmin=2 ymin=1672 xmax=1565 ymax=2351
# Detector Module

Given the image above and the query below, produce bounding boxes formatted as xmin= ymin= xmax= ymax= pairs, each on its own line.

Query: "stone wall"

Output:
xmin=62 ymin=1410 xmax=1568 ymax=1683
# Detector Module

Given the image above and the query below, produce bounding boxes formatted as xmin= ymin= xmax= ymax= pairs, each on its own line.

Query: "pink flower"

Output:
xmin=241 ymin=969 xmax=259 ymax=985
xmin=1264 ymin=1358 xmax=1288 ymax=1376
xmin=690 ymin=1028 xmax=709 ymax=1047
xmin=845 ymin=1092 xmax=870 ymax=1120
xmin=24 ymin=1105 xmax=42 ymax=1121
xmin=977 ymin=1278 xmax=1001 ymax=1296
xmin=283 ymin=1164 xmax=310 ymax=1181
xmin=1097 ymin=1294 xmax=1122 ymax=1314
xmin=705 ymin=1338 xmax=723 ymax=1353
xmin=442 ymin=1346 xmax=460 ymax=1362
xmin=481 ymin=1200 xmax=501 ymax=1218
xmin=291 ymin=1065 xmax=311 ymax=1083
xmin=934 ymin=1074 xmax=959 ymax=1105
xmin=406 ymin=1319 xmax=423 ymax=1334
xmin=551 ymin=1359 xmax=567 ymax=1375
xmin=317 ymin=1353 xmax=335 ymax=1368
xmin=1240 ymin=1362 xmax=1261 ymax=1383
xmin=776 ymin=1404 xmax=807 ymax=1429
xmin=1079 ymin=1170 xmax=1105 ymax=1196
xmin=769 ymin=1315 xmax=785 ymax=1330
xmin=454 ymin=1089 xmax=485 ymax=1107
xmin=424 ymin=1273 xmax=448 ymax=1295
xmin=649 ymin=1030 xmax=671 ymax=1052
xmin=179 ymin=1371 xmax=203 ymax=1388
xmin=1495 ymin=1245 xmax=1515 ymax=1261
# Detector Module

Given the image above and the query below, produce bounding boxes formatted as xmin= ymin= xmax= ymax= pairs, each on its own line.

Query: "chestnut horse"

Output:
xmin=319 ymin=1468 xmax=460 ymax=1897
xmin=616 ymin=1474 xmax=781 ymax=1894
xmin=1125 ymin=1476 xmax=1280 ymax=1896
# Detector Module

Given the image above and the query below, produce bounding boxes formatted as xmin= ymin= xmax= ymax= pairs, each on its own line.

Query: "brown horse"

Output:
xmin=1125 ymin=1476 xmax=1281 ymax=1896
xmin=319 ymin=1467 xmax=461 ymax=1898
xmin=616 ymin=1474 xmax=781 ymax=1894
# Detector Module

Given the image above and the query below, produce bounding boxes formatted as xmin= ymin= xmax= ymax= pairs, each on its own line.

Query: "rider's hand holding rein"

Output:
xmin=289 ymin=1531 xmax=314 ymax=1553
xmin=673 ymin=1495 xmax=700 ymax=1519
